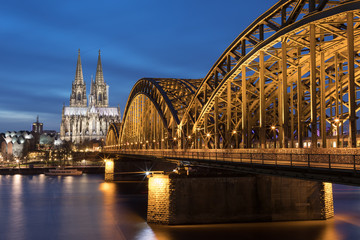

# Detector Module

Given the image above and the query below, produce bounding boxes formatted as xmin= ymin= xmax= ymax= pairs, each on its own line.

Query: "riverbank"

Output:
xmin=0 ymin=166 xmax=104 ymax=175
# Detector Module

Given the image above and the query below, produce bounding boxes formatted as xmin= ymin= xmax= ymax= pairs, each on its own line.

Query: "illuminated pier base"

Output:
xmin=147 ymin=174 xmax=334 ymax=225
xmin=104 ymin=159 xmax=115 ymax=182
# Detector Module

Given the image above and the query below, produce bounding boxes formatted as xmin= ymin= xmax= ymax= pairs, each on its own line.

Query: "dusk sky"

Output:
xmin=0 ymin=0 xmax=277 ymax=133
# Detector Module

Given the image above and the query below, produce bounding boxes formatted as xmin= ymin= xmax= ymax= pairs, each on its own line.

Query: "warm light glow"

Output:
xmin=99 ymin=182 xmax=115 ymax=193
xmin=149 ymin=175 xmax=168 ymax=190
xmin=271 ymin=125 xmax=276 ymax=130
xmin=334 ymin=118 xmax=340 ymax=123
xmin=188 ymin=135 xmax=191 ymax=139
xmin=206 ymin=133 xmax=210 ymax=137
xmin=153 ymin=140 xmax=155 ymax=142
xmin=145 ymin=171 xmax=150 ymax=176
xmin=232 ymin=130 xmax=237 ymax=134
xmin=173 ymin=137 xmax=177 ymax=141
xmin=105 ymin=160 xmax=114 ymax=174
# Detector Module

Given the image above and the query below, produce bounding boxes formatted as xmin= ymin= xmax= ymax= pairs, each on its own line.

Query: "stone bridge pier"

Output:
xmin=147 ymin=173 xmax=334 ymax=225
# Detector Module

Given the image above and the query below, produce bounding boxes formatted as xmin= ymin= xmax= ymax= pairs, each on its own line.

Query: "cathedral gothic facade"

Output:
xmin=60 ymin=50 xmax=121 ymax=144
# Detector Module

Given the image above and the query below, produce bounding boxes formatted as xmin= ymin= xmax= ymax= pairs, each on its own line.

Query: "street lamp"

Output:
xmin=271 ymin=126 xmax=276 ymax=148
xmin=334 ymin=118 xmax=340 ymax=148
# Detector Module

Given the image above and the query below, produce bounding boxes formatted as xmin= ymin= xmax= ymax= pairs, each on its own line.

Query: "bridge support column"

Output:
xmin=259 ymin=51 xmax=266 ymax=149
xmin=309 ymin=24 xmax=318 ymax=148
xmin=241 ymin=65 xmax=248 ymax=148
xmin=280 ymin=39 xmax=288 ymax=148
xmin=214 ymin=97 xmax=220 ymax=149
xmin=147 ymin=174 xmax=333 ymax=225
xmin=347 ymin=11 xmax=357 ymax=148
xmin=297 ymin=65 xmax=303 ymax=148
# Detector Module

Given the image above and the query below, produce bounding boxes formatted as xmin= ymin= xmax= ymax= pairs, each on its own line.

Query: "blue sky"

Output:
xmin=0 ymin=0 xmax=277 ymax=132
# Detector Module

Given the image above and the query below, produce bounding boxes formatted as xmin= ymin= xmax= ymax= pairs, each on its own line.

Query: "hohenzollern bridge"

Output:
xmin=104 ymin=0 xmax=360 ymax=186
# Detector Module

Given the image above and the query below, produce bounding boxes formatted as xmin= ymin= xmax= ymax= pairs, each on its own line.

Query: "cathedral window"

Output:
xmin=77 ymin=92 xmax=81 ymax=101
xmin=98 ymin=93 xmax=102 ymax=102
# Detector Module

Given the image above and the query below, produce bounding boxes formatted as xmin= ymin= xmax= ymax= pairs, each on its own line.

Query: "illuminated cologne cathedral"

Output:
xmin=60 ymin=50 xmax=121 ymax=143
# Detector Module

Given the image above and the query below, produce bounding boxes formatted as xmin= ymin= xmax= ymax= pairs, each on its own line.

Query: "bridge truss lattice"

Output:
xmin=108 ymin=0 xmax=360 ymax=150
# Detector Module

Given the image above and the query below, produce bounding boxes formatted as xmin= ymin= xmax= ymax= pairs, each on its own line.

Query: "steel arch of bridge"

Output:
xmin=110 ymin=0 xmax=360 ymax=150
xmin=106 ymin=123 xmax=120 ymax=146
xmin=118 ymin=78 xmax=202 ymax=149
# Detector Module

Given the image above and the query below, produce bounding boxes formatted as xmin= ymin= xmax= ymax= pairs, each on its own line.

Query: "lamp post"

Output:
xmin=271 ymin=126 xmax=276 ymax=148
xmin=334 ymin=118 xmax=340 ymax=148
xmin=173 ymin=137 xmax=177 ymax=150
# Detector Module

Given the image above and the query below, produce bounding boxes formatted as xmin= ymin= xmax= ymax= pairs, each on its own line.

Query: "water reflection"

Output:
xmin=8 ymin=175 xmax=25 ymax=240
xmin=99 ymin=181 xmax=156 ymax=240
xmin=0 ymin=176 xmax=360 ymax=240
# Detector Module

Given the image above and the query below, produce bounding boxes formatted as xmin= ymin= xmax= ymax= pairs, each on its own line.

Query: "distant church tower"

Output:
xmin=32 ymin=116 xmax=43 ymax=134
xmin=89 ymin=50 xmax=109 ymax=107
xmin=60 ymin=50 xmax=121 ymax=144
xmin=70 ymin=50 xmax=87 ymax=107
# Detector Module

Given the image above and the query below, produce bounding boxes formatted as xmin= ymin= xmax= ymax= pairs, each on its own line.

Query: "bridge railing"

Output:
xmin=103 ymin=147 xmax=360 ymax=172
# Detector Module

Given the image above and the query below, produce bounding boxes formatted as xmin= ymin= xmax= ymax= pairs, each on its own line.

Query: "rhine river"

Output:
xmin=0 ymin=174 xmax=359 ymax=240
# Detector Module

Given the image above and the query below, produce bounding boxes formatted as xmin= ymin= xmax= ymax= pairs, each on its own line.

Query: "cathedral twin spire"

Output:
xmin=95 ymin=50 xmax=104 ymax=84
xmin=70 ymin=49 xmax=108 ymax=108
xmin=75 ymin=49 xmax=84 ymax=84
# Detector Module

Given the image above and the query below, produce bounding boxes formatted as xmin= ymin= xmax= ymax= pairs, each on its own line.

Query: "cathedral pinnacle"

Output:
xmin=95 ymin=49 xmax=104 ymax=84
xmin=70 ymin=49 xmax=87 ymax=107
xmin=75 ymin=49 xmax=84 ymax=84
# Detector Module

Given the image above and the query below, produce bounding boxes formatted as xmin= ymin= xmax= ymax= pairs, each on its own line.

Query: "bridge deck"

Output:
xmin=103 ymin=148 xmax=360 ymax=185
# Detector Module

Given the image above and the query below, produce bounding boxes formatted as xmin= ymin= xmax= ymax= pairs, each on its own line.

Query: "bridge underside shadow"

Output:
xmin=100 ymin=153 xmax=177 ymax=181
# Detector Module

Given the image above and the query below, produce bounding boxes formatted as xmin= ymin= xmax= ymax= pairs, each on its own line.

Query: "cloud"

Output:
xmin=0 ymin=109 xmax=61 ymax=132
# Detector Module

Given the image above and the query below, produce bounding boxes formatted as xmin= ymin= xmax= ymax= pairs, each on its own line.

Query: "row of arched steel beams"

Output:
xmin=111 ymin=78 xmax=202 ymax=149
xmin=107 ymin=0 xmax=360 ymax=150
xmin=105 ymin=123 xmax=120 ymax=146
